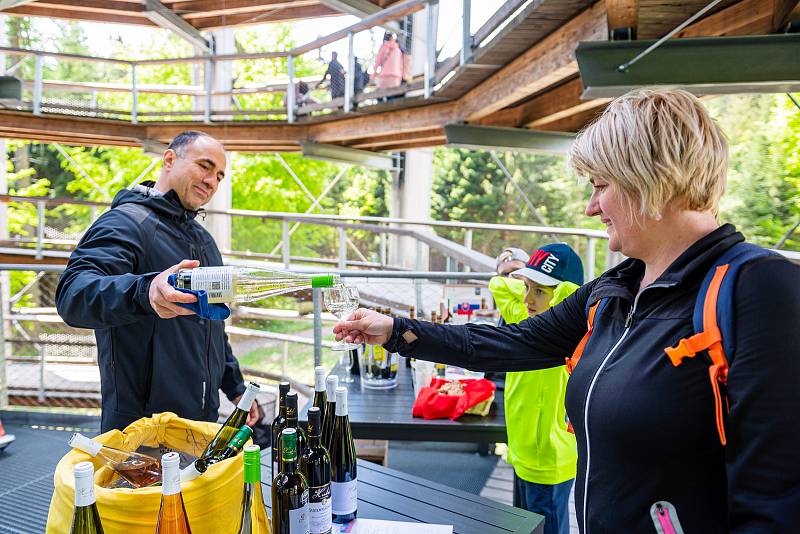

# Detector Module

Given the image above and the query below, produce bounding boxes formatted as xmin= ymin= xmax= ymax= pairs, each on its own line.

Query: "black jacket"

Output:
xmin=56 ymin=183 xmax=245 ymax=432
xmin=386 ymin=225 xmax=800 ymax=533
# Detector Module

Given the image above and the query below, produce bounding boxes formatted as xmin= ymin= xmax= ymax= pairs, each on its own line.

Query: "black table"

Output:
xmin=301 ymin=359 xmax=507 ymax=445
xmin=261 ymin=449 xmax=542 ymax=534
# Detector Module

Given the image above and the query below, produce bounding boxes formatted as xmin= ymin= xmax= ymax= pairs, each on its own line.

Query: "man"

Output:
xmin=56 ymin=131 xmax=258 ymax=432
xmin=318 ymin=51 xmax=345 ymax=100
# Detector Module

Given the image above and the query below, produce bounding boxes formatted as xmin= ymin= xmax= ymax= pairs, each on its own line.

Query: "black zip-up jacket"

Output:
xmin=385 ymin=225 xmax=800 ymax=533
xmin=56 ymin=183 xmax=245 ymax=432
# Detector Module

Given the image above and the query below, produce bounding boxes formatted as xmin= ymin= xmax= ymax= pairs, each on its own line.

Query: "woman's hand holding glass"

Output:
xmin=333 ymin=308 xmax=394 ymax=346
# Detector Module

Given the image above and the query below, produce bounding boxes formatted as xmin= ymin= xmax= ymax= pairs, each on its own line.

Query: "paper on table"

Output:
xmin=332 ymin=518 xmax=453 ymax=534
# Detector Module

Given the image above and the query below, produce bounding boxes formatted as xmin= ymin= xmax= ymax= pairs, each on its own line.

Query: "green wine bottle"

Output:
xmin=187 ymin=425 xmax=253 ymax=477
xmin=330 ymin=387 xmax=357 ymax=525
xmin=271 ymin=382 xmax=291 ymax=481
xmin=280 ymin=392 xmax=306 ymax=473
xmin=182 ymin=381 xmax=259 ymax=481
xmin=174 ymin=267 xmax=340 ymax=303
xmin=70 ymin=462 xmax=105 ymax=534
xmin=272 ymin=428 xmax=310 ymax=534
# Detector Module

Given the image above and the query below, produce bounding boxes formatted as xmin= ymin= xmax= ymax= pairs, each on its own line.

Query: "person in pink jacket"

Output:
xmin=373 ymin=32 xmax=404 ymax=98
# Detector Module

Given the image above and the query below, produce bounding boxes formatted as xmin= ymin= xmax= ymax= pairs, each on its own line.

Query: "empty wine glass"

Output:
xmin=339 ymin=347 xmax=357 ymax=384
xmin=323 ymin=285 xmax=360 ymax=351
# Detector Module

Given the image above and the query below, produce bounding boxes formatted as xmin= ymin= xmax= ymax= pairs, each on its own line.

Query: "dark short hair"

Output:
xmin=298 ymin=81 xmax=309 ymax=94
xmin=167 ymin=131 xmax=213 ymax=157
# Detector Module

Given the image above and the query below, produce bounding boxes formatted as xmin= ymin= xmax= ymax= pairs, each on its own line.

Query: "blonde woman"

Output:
xmin=334 ymin=89 xmax=800 ymax=532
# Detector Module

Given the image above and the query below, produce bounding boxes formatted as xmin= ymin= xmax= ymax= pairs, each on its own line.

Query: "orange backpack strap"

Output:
xmin=566 ymin=300 xmax=602 ymax=375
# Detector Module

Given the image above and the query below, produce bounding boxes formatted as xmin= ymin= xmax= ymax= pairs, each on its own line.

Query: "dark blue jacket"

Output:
xmin=386 ymin=225 xmax=800 ymax=533
xmin=56 ymin=183 xmax=245 ymax=432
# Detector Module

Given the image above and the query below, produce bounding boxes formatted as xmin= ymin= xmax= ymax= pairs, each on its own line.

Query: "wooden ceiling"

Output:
xmin=0 ymin=0 xmax=404 ymax=29
xmin=0 ymin=0 xmax=796 ymax=152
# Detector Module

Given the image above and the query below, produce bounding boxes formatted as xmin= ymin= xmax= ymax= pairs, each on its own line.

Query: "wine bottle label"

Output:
xmin=289 ymin=490 xmax=310 ymax=534
xmin=308 ymin=484 xmax=332 ymax=534
xmin=373 ymin=345 xmax=385 ymax=363
xmin=331 ymin=479 xmax=357 ymax=515
xmin=189 ymin=266 xmax=236 ymax=302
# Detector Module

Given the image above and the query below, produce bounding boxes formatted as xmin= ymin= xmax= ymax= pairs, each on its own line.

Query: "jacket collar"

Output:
xmin=589 ymin=224 xmax=745 ymax=304
xmin=112 ymin=180 xmax=200 ymax=223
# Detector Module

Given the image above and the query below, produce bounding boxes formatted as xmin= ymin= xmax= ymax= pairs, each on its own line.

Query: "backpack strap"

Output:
xmin=664 ymin=242 xmax=777 ymax=445
xmin=565 ymin=299 xmax=605 ymax=375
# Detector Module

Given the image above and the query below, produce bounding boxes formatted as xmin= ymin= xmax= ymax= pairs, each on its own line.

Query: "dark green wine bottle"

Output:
xmin=183 ymin=425 xmax=253 ymax=480
xmin=280 ymin=392 xmax=306 ymax=473
xmin=272 ymin=428 xmax=309 ymax=534
xmin=271 ymin=382 xmax=291 ymax=481
xmin=312 ymin=366 xmax=327 ymax=424
xmin=70 ymin=462 xmax=105 ymax=534
xmin=300 ymin=407 xmax=332 ymax=534
xmin=321 ymin=375 xmax=338 ymax=452
xmin=330 ymin=387 xmax=357 ymax=524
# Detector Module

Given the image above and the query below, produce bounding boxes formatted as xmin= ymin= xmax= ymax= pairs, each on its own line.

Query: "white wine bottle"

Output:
xmin=69 ymin=433 xmax=160 ymax=488
xmin=312 ymin=366 xmax=327 ymax=424
xmin=329 ymin=387 xmax=357 ymax=525
xmin=70 ymin=462 xmax=105 ymax=534
xmin=272 ymin=428 xmax=310 ymax=534
xmin=156 ymin=452 xmax=192 ymax=534
xmin=272 ymin=382 xmax=291 ymax=482
xmin=174 ymin=266 xmax=340 ymax=303
xmin=321 ymin=375 xmax=338 ymax=452
xmin=236 ymin=444 xmax=270 ymax=534
xmin=300 ymin=407 xmax=332 ymax=534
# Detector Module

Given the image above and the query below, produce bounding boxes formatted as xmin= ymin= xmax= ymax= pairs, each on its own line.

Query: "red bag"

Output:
xmin=412 ymin=378 xmax=496 ymax=420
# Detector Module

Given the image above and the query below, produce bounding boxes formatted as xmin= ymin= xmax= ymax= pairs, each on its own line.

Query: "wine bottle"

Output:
xmin=329 ymin=387 xmax=357 ymax=524
xmin=321 ymin=375 xmax=338 ymax=452
xmin=272 ymin=428 xmax=310 ymax=534
xmin=281 ymin=392 xmax=307 ymax=473
xmin=271 ymin=382 xmax=291 ymax=482
xmin=70 ymin=462 xmax=105 ymax=534
xmin=188 ymin=425 xmax=253 ymax=478
xmin=156 ymin=452 xmax=192 ymax=534
xmin=236 ymin=444 xmax=270 ymax=534
xmin=69 ymin=433 xmax=160 ymax=488
xmin=312 ymin=367 xmax=327 ymax=424
xmin=174 ymin=266 xmax=340 ymax=303
xmin=300 ymin=407 xmax=332 ymax=534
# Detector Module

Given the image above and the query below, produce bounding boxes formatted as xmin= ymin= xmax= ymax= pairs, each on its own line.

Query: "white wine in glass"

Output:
xmin=324 ymin=286 xmax=360 ymax=351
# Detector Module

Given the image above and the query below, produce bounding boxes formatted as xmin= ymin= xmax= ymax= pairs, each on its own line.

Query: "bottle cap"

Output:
xmin=311 ymin=274 xmax=337 ymax=288
xmin=162 ymin=451 xmax=181 ymax=468
xmin=307 ymin=407 xmax=322 ymax=436
xmin=161 ymin=452 xmax=181 ymax=496
xmin=73 ymin=461 xmax=94 ymax=478
xmin=279 ymin=382 xmax=291 ymax=396
xmin=243 ymin=444 xmax=261 ymax=483
xmin=237 ymin=381 xmax=261 ymax=411
xmin=325 ymin=375 xmax=339 ymax=398
xmin=286 ymin=392 xmax=298 ymax=417
xmin=314 ymin=366 xmax=326 ymax=391
xmin=335 ymin=386 xmax=348 ymax=416
xmin=281 ymin=428 xmax=298 ymax=462
xmin=69 ymin=433 xmax=102 ymax=457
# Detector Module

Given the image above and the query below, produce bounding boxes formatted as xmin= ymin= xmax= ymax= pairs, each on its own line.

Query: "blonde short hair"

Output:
xmin=569 ymin=88 xmax=728 ymax=219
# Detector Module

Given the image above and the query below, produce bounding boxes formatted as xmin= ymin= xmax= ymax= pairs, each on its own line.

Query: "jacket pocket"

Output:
xmin=650 ymin=501 xmax=684 ymax=534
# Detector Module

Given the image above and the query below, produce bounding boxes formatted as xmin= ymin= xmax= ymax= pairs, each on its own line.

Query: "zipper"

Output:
xmin=650 ymin=501 xmax=684 ymax=534
xmin=201 ymin=381 xmax=207 ymax=411
xmin=580 ymin=283 xmax=674 ymax=533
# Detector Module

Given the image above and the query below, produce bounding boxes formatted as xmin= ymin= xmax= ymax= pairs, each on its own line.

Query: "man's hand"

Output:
xmin=148 ymin=259 xmax=201 ymax=319
xmin=333 ymin=307 xmax=394 ymax=346
xmin=233 ymin=394 xmax=262 ymax=427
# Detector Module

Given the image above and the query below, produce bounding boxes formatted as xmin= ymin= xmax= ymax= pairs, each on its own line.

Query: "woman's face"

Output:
xmin=585 ymin=177 xmax=637 ymax=254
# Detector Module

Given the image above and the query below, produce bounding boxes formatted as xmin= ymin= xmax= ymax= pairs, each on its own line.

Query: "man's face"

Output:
xmin=162 ymin=136 xmax=226 ymax=211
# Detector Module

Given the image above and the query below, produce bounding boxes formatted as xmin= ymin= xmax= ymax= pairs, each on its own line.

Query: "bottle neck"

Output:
xmin=74 ymin=475 xmax=96 ymax=507
xmin=308 ymin=432 xmax=322 ymax=447
xmin=162 ymin=463 xmax=181 ymax=496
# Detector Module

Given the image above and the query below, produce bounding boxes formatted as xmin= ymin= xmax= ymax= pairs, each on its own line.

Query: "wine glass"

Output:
xmin=339 ymin=346 xmax=357 ymax=384
xmin=323 ymin=285 xmax=360 ymax=351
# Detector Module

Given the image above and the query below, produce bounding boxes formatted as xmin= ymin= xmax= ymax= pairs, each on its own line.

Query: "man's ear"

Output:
xmin=162 ymin=149 xmax=176 ymax=171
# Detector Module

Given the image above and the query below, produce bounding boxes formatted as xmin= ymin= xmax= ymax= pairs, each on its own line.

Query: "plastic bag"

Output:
xmin=47 ymin=412 xmax=255 ymax=534
xmin=412 ymin=378 xmax=495 ymax=420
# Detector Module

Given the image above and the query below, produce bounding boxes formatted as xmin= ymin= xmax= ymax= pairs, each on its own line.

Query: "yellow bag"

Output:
xmin=47 ymin=412 xmax=256 ymax=534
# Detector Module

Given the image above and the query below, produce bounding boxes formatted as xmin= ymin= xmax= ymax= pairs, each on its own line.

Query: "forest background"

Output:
xmin=3 ymin=16 xmax=798 ymax=382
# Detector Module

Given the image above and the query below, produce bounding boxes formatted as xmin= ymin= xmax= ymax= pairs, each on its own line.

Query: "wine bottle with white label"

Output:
xmin=272 ymin=382 xmax=291 ymax=481
xmin=174 ymin=266 xmax=339 ymax=303
xmin=300 ymin=407 xmax=332 ymax=534
xmin=272 ymin=428 xmax=310 ymax=534
xmin=70 ymin=462 xmax=105 ymax=534
xmin=329 ymin=387 xmax=357 ymax=524
xmin=322 ymin=375 xmax=338 ymax=452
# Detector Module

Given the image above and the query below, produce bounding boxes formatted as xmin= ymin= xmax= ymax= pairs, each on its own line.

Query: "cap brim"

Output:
xmin=511 ymin=267 xmax=560 ymax=287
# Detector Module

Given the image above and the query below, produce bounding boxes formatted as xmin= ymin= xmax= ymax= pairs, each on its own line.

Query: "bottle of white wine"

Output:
xmin=272 ymin=428 xmax=310 ymax=534
xmin=70 ymin=462 xmax=105 ymax=534
xmin=312 ymin=366 xmax=327 ymax=424
xmin=272 ymin=382 xmax=291 ymax=482
xmin=300 ymin=407 xmax=332 ymax=534
xmin=281 ymin=392 xmax=307 ymax=474
xmin=182 ymin=382 xmax=260 ymax=482
xmin=329 ymin=387 xmax=357 ymax=524
xmin=189 ymin=425 xmax=253 ymax=477
xmin=321 ymin=375 xmax=338 ymax=452
xmin=69 ymin=433 xmax=160 ymax=488
xmin=156 ymin=452 xmax=192 ymax=534
xmin=236 ymin=444 xmax=270 ymax=534
xmin=174 ymin=266 xmax=340 ymax=303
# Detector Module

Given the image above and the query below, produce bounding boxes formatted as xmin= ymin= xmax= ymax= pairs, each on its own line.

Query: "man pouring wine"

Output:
xmin=56 ymin=131 xmax=259 ymax=432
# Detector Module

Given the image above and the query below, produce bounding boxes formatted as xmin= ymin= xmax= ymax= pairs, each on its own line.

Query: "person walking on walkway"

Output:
xmin=333 ymin=89 xmax=800 ymax=532
xmin=372 ymin=32 xmax=403 ymax=100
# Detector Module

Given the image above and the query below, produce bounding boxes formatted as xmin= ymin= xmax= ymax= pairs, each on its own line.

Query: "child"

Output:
xmin=489 ymin=243 xmax=584 ymax=534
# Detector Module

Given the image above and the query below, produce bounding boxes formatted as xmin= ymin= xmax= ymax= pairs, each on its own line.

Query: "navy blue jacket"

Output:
xmin=56 ymin=183 xmax=245 ymax=432
xmin=386 ymin=225 xmax=800 ymax=533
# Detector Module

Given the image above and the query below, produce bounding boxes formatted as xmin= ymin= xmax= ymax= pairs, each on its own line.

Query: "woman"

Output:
xmin=372 ymin=32 xmax=403 ymax=95
xmin=334 ymin=89 xmax=800 ymax=532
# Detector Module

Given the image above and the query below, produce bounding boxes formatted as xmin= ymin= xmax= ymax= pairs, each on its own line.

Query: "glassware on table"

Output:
xmin=323 ymin=286 xmax=360 ymax=351
xmin=358 ymin=344 xmax=398 ymax=390
xmin=339 ymin=347 xmax=358 ymax=384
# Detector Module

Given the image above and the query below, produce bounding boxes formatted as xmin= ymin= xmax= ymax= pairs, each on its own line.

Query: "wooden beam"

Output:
xmin=458 ymin=0 xmax=608 ymax=122
xmin=143 ymin=0 xmax=211 ymax=52
xmin=607 ymin=0 xmax=638 ymax=38
xmin=346 ymin=128 xmax=444 ymax=149
xmin=192 ymin=5 xmax=339 ymax=29
xmin=145 ymin=122 xmax=310 ymax=148
xmin=0 ymin=0 xmax=34 ymax=9
xmin=516 ymin=77 xmax=611 ymax=129
xmin=676 ymin=0 xmax=774 ymax=37
xmin=774 ymin=0 xmax=800 ymax=30
xmin=4 ymin=5 xmax=155 ymax=26
xmin=22 ymin=0 xmax=146 ymax=17
xmin=173 ymin=0 xmax=317 ymax=19
xmin=0 ymin=111 xmax=143 ymax=147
